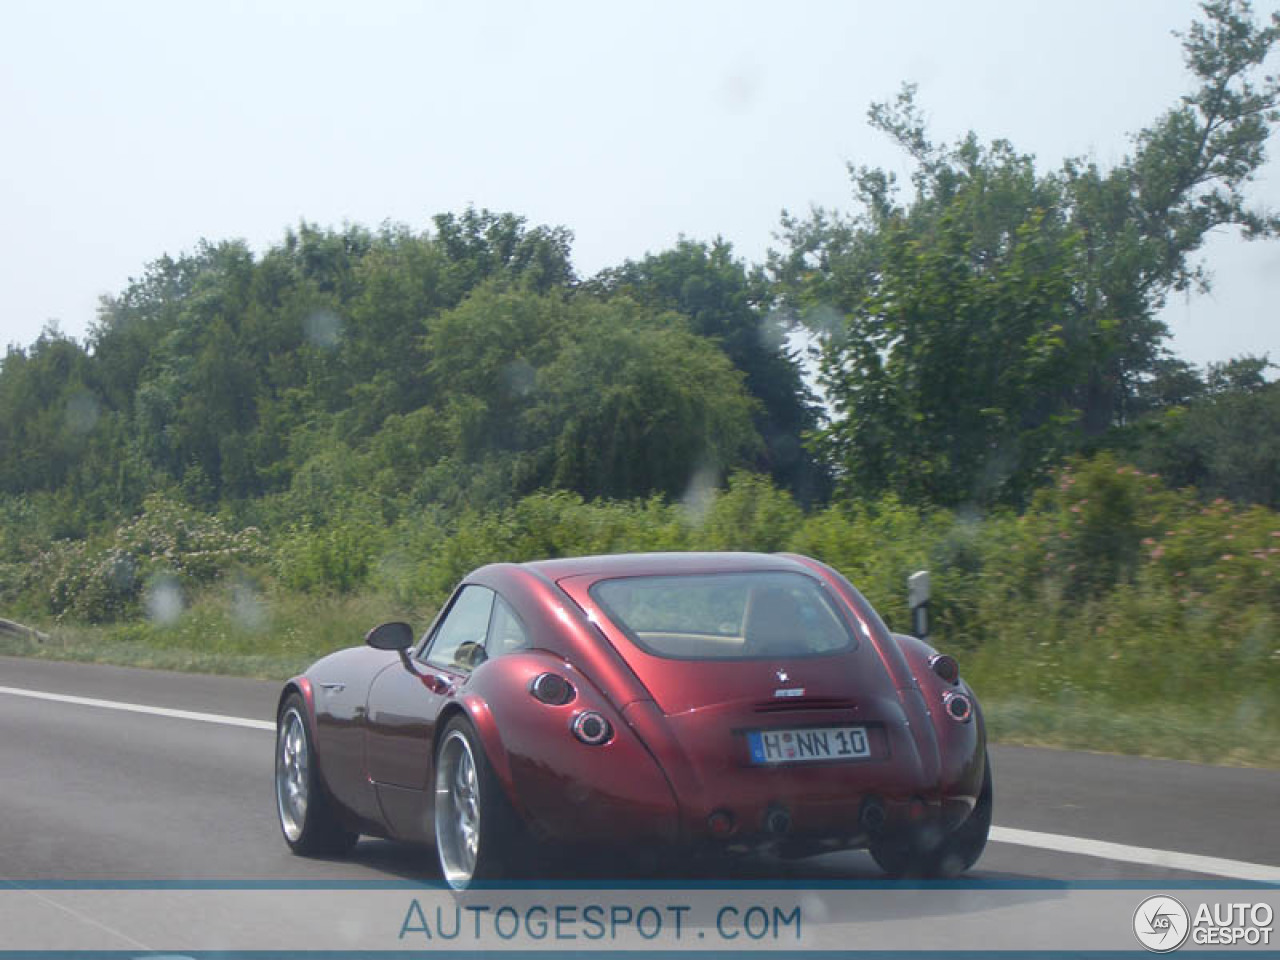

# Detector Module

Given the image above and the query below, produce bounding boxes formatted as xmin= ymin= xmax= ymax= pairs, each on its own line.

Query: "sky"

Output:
xmin=2 ymin=0 xmax=1277 ymax=370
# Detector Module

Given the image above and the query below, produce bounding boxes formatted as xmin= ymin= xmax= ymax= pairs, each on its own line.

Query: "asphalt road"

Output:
xmin=1 ymin=654 xmax=1278 ymax=884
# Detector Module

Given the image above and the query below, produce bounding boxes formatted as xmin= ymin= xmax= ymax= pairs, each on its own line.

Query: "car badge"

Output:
xmin=773 ymin=669 xmax=803 ymax=697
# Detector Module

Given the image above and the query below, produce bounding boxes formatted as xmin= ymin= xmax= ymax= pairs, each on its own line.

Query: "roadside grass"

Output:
xmin=980 ymin=696 xmax=1280 ymax=768
xmin=961 ymin=599 xmax=1280 ymax=768
xmin=0 ymin=627 xmax=312 ymax=679
xmin=0 ymin=588 xmax=435 ymax=681
xmin=2 ymin=589 xmax=1275 ymax=768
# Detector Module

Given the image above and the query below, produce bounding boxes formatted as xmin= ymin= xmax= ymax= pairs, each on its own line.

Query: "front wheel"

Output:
xmin=870 ymin=754 xmax=992 ymax=878
xmin=275 ymin=694 xmax=358 ymax=856
xmin=433 ymin=717 xmax=522 ymax=889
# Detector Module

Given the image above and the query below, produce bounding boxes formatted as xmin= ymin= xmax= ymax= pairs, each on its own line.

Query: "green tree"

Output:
xmin=590 ymin=238 xmax=826 ymax=501
xmin=432 ymin=207 xmax=575 ymax=303
xmin=416 ymin=287 xmax=763 ymax=501
xmin=0 ymin=327 xmax=95 ymax=495
xmin=774 ymin=0 xmax=1280 ymax=507
xmin=1125 ymin=358 xmax=1280 ymax=508
xmin=526 ymin=299 xmax=762 ymax=500
xmin=1130 ymin=354 xmax=1209 ymax=416
xmin=422 ymin=283 xmax=570 ymax=457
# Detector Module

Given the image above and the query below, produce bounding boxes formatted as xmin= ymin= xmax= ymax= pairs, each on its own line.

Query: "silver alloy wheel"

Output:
xmin=435 ymin=728 xmax=481 ymax=889
xmin=276 ymin=708 xmax=309 ymax=843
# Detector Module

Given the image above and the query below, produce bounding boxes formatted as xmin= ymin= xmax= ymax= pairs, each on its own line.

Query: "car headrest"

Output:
xmin=742 ymin=585 xmax=804 ymax=656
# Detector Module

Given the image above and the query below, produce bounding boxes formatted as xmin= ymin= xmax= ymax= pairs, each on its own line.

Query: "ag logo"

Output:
xmin=1134 ymin=895 xmax=1190 ymax=952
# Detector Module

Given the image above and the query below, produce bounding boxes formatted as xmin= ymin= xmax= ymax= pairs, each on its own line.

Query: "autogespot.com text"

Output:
xmin=398 ymin=899 xmax=802 ymax=945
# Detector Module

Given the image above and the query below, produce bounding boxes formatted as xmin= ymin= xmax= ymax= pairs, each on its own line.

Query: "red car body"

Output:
xmin=275 ymin=552 xmax=990 ymax=885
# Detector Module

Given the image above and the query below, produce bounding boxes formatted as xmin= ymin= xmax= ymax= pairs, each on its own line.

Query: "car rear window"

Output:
xmin=590 ymin=571 xmax=854 ymax=660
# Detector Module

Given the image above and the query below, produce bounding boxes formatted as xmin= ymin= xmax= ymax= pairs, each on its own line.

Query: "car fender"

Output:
xmin=891 ymin=632 xmax=987 ymax=804
xmin=451 ymin=692 xmax=515 ymax=800
xmin=453 ymin=649 xmax=680 ymax=845
xmin=277 ymin=675 xmax=315 ymax=724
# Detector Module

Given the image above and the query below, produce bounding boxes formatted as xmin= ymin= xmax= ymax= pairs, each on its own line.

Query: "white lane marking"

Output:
xmin=0 ymin=684 xmax=275 ymax=731
xmin=3 ymin=682 xmax=1278 ymax=883
xmin=990 ymin=826 xmax=1280 ymax=883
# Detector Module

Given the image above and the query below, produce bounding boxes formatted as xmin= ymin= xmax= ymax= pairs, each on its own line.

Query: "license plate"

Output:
xmin=746 ymin=725 xmax=870 ymax=765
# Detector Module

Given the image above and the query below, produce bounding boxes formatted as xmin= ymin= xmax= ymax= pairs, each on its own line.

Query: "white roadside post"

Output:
xmin=908 ymin=570 xmax=930 ymax=640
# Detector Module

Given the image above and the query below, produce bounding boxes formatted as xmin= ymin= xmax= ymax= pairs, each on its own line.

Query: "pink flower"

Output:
xmin=1150 ymin=546 xmax=1165 ymax=560
xmin=1222 ymin=554 xmax=1234 ymax=561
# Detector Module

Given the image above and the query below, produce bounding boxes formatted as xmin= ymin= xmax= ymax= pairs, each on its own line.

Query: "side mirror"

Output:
xmin=366 ymin=621 xmax=414 ymax=652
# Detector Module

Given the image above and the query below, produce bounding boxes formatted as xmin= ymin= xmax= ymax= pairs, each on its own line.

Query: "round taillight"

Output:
xmin=529 ymin=672 xmax=575 ymax=705
xmin=929 ymin=653 xmax=960 ymax=685
xmin=943 ymin=691 xmax=973 ymax=723
xmin=571 ymin=711 xmax=613 ymax=745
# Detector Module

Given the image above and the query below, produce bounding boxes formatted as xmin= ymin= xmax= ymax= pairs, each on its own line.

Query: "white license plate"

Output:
xmin=746 ymin=725 xmax=870 ymax=765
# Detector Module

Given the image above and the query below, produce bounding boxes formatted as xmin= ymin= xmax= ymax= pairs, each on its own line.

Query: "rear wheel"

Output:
xmin=433 ymin=716 xmax=522 ymax=889
xmin=870 ymin=754 xmax=992 ymax=878
xmin=275 ymin=694 xmax=358 ymax=856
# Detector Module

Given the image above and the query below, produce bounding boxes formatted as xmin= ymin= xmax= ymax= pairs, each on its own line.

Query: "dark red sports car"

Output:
xmin=274 ymin=552 xmax=991 ymax=888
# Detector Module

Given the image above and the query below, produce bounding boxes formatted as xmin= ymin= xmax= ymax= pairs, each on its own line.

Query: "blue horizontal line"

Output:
xmin=3 ymin=878 xmax=1277 ymax=890
xmin=0 ymin=952 xmax=1263 ymax=960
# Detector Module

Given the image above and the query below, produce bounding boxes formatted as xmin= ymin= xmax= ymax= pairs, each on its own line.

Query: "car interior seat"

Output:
xmin=742 ymin=584 xmax=805 ymax=657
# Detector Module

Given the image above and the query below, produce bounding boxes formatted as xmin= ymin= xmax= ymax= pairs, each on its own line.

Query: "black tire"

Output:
xmin=870 ymin=753 xmax=992 ymax=878
xmin=275 ymin=694 xmax=359 ymax=856
xmin=938 ymin=752 xmax=993 ymax=875
xmin=433 ymin=716 xmax=523 ymax=889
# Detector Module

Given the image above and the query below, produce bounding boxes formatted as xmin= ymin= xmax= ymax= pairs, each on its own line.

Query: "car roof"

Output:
xmin=520 ymin=551 xmax=811 ymax=581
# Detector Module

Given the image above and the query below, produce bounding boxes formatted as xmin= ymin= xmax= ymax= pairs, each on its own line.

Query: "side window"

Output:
xmin=425 ymin=585 xmax=494 ymax=674
xmin=488 ymin=596 xmax=530 ymax=657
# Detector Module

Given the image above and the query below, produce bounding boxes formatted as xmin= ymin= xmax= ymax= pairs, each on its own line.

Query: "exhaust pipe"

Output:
xmin=859 ymin=796 xmax=887 ymax=833
xmin=764 ymin=806 xmax=791 ymax=835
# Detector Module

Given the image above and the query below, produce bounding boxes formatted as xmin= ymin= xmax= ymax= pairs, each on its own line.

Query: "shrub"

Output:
xmin=699 ymin=471 xmax=804 ymax=552
xmin=26 ymin=495 xmax=266 ymax=622
xmin=273 ymin=512 xmax=386 ymax=594
xmin=789 ymin=495 xmax=954 ymax=633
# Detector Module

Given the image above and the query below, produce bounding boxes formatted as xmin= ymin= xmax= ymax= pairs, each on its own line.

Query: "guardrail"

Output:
xmin=0 ymin=617 xmax=49 ymax=643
